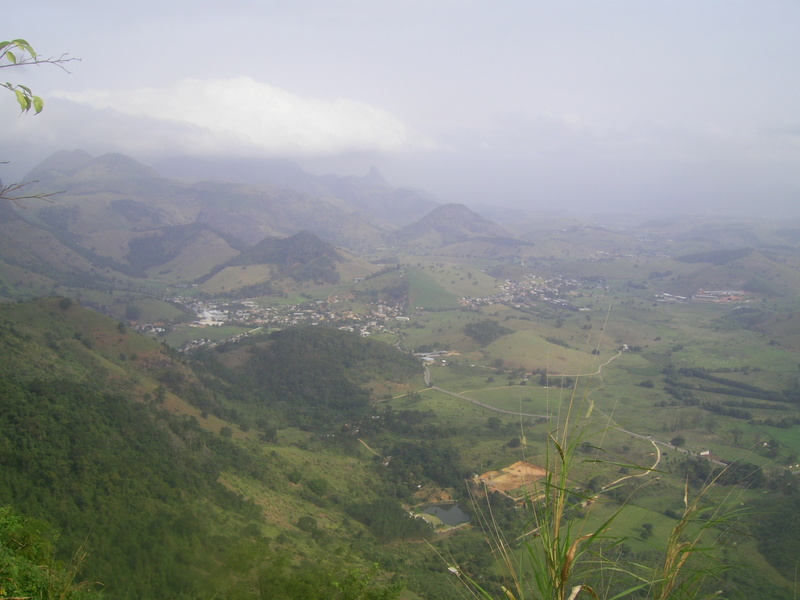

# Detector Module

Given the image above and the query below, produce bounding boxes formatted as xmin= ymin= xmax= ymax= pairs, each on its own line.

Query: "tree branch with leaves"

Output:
xmin=1 ymin=38 xmax=78 ymax=205
xmin=1 ymin=38 xmax=76 ymax=113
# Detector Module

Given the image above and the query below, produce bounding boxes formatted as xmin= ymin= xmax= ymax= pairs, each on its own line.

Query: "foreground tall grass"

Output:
xmin=0 ymin=506 xmax=101 ymax=599
xmin=445 ymin=373 xmax=744 ymax=600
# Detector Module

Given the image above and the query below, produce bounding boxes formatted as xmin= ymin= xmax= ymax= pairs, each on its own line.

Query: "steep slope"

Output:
xmin=0 ymin=298 xmax=424 ymax=599
xmin=0 ymin=198 xmax=142 ymax=296
xmin=0 ymin=298 xmax=267 ymax=597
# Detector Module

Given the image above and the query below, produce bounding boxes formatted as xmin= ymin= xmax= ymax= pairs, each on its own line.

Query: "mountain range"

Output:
xmin=5 ymin=149 xmax=800 ymax=303
xmin=2 ymin=150 xmax=528 ymax=296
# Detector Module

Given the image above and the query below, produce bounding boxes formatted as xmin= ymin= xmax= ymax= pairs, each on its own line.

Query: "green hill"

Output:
xmin=9 ymin=151 xmax=389 ymax=296
xmin=0 ymin=300 xmax=259 ymax=597
xmin=228 ymin=230 xmax=342 ymax=284
xmin=393 ymin=203 xmax=510 ymax=251
xmin=0 ymin=299 xmax=426 ymax=599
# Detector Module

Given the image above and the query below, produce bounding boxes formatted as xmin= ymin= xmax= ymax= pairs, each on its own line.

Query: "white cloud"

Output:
xmin=53 ymin=77 xmax=434 ymax=157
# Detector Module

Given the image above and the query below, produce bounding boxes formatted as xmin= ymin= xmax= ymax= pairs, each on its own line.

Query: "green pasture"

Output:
xmin=666 ymin=332 xmax=797 ymax=374
xmin=406 ymin=267 xmax=461 ymax=310
xmin=351 ymin=269 xmax=403 ymax=291
xmin=392 ymin=387 xmax=496 ymax=425
xmin=404 ymin=267 xmax=800 ymax=490
xmin=750 ymin=423 xmax=800 ymax=457
xmin=0 ymin=263 xmax=57 ymax=300
xmin=498 ymin=470 xmax=742 ymax=583
xmin=400 ymin=310 xmax=477 ymax=351
xmin=419 ymin=263 xmax=499 ymax=298
xmin=577 ymin=496 xmax=693 ymax=557
xmin=294 ymin=284 xmax=345 ymax=302
xmin=485 ymin=328 xmax=601 ymax=374
xmin=370 ymin=331 xmax=401 ymax=345
xmin=385 ymin=376 xmax=659 ymax=477
xmin=599 ymin=351 xmax=658 ymax=382
xmin=425 ymin=362 xmax=507 ymax=389
xmin=201 ymin=265 xmax=275 ymax=293
xmin=414 ymin=301 xmax=800 ymax=475
xmin=713 ymin=368 xmax=800 ymax=391
xmin=384 ymin=387 xmax=548 ymax=468
xmin=149 ymin=234 xmax=240 ymax=283
xmin=585 ymin=305 xmax=666 ymax=348
xmin=335 ymin=254 xmax=385 ymax=282
xmin=453 ymin=383 xmax=580 ymax=418
xmin=755 ymin=300 xmax=800 ymax=348
xmin=126 ymin=297 xmax=187 ymax=323
xmin=323 ymin=297 xmax=369 ymax=315
xmin=541 ymin=255 xmax=662 ymax=281
xmin=218 ymin=441 xmax=379 ymax=541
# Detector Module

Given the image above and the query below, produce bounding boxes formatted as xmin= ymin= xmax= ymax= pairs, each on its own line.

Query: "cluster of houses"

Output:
xmin=460 ymin=274 xmax=595 ymax=312
xmin=166 ymin=273 xmax=601 ymax=351
xmin=162 ymin=295 xmax=410 ymax=351
xmin=654 ymin=289 xmax=752 ymax=303
xmin=143 ymin=271 xmax=616 ymax=353
xmin=415 ymin=349 xmax=454 ymax=365
xmin=692 ymin=289 xmax=749 ymax=302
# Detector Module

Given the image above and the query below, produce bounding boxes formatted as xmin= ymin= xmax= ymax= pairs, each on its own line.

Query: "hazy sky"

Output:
xmin=4 ymin=1 xmax=800 ymax=217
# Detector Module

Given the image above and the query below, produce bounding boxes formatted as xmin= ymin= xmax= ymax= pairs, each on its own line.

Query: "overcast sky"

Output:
xmin=4 ymin=1 xmax=800 ymax=217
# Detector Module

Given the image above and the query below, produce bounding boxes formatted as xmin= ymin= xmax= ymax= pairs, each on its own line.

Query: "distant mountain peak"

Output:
xmin=428 ymin=202 xmax=483 ymax=218
xmin=393 ymin=202 xmax=511 ymax=247
xmin=423 ymin=203 xmax=507 ymax=229
xmin=153 ymin=154 xmax=434 ymax=226
xmin=24 ymin=149 xmax=92 ymax=178
xmin=24 ymin=150 xmax=159 ymax=187
xmin=361 ymin=166 xmax=390 ymax=188
xmin=92 ymin=153 xmax=160 ymax=178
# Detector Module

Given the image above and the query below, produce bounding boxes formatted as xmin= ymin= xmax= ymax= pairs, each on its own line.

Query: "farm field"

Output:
xmin=355 ymin=253 xmax=800 ymax=598
xmin=184 ymin=241 xmax=800 ymax=598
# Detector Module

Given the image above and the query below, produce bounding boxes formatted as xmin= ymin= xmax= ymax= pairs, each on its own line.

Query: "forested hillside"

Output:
xmin=0 ymin=299 xmax=265 ymax=596
xmin=0 ymin=299 xmax=425 ymax=598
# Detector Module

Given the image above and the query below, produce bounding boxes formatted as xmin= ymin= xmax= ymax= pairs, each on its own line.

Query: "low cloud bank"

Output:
xmin=51 ymin=76 xmax=431 ymax=157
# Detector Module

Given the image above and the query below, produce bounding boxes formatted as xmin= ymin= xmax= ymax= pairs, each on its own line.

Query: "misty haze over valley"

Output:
xmin=3 ymin=3 xmax=800 ymax=600
xmin=4 ymin=2 xmax=800 ymax=219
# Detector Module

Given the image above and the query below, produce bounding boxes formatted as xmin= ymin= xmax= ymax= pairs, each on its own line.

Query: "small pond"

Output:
xmin=419 ymin=503 xmax=470 ymax=527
